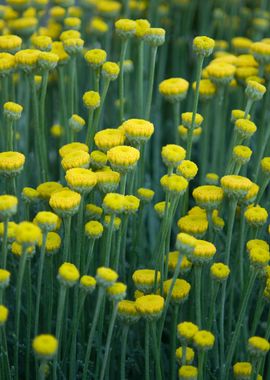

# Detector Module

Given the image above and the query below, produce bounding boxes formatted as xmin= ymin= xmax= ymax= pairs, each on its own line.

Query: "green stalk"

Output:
xmin=207 ymin=280 xmax=219 ymax=331
xmin=120 ymin=325 xmax=129 ymax=380
xmin=63 ymin=216 xmax=72 ymax=262
xmin=198 ymin=351 xmax=206 ymax=380
xmin=53 ymin=284 xmax=67 ymax=380
xmin=199 ymin=101 xmax=210 ymax=182
xmin=6 ymin=119 xmax=14 ymax=151
xmin=186 ymin=55 xmax=204 ymax=160
xmin=137 ymin=40 xmax=144 ymax=117
xmin=46 ymin=255 xmax=54 ymax=332
xmin=170 ymin=304 xmax=179 ymax=380
xmin=99 ymin=301 xmax=119 ymax=380
xmin=250 ymin=284 xmax=265 ymax=336
xmin=26 ymin=260 xmax=32 ymax=380
xmin=1 ymin=218 xmax=9 ymax=269
xmin=244 ymin=98 xmax=253 ymax=119
xmin=34 ymin=231 xmax=48 ymax=337
xmin=173 ymin=101 xmax=180 ymax=144
xmin=145 ymin=46 xmax=158 ymax=120
xmin=256 ymin=176 xmax=269 ymax=205
xmin=1 ymin=326 xmax=11 ymax=380
xmin=195 ymin=264 xmax=203 ymax=328
xmin=93 ymin=67 xmax=100 ymax=92
xmin=119 ymin=39 xmax=128 ymax=122
xmin=145 ymin=320 xmax=150 ymax=380
xmin=104 ymin=215 xmax=115 ymax=266
xmin=38 ymin=360 xmax=47 ymax=380
xmin=120 ymin=173 xmax=127 ymax=194
xmin=75 ymin=194 xmax=85 ymax=268
xmin=39 ymin=70 xmax=49 ymax=176
xmin=224 ymin=268 xmax=258 ymax=380
xmin=85 ymin=109 xmax=94 ymax=148
xmin=82 ymin=286 xmax=105 ymax=380
xmin=150 ymin=321 xmax=162 ymax=380
xmin=85 ymin=239 xmax=95 ymax=274
xmin=92 ymin=77 xmax=110 ymax=132
xmin=14 ymin=245 xmax=28 ymax=380
xmin=58 ymin=66 xmax=68 ymax=144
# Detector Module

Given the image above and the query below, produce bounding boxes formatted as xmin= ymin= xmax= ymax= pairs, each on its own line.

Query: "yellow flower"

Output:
xmin=163 ymin=278 xmax=191 ymax=304
xmin=85 ymin=220 xmax=103 ymax=239
xmin=85 ymin=203 xmax=103 ymax=220
xmin=106 ymin=282 xmax=127 ymax=301
xmin=31 ymin=35 xmax=52 ymax=51
xmin=32 ymin=334 xmax=58 ymax=359
xmin=61 ymin=150 xmax=90 ymax=171
xmin=94 ymin=129 xmax=125 ymax=152
xmin=34 ymin=211 xmax=58 ymax=232
xmin=107 ymin=146 xmax=140 ymax=173
xmin=102 ymin=61 xmax=120 ymax=81
xmin=210 ymin=263 xmax=230 ymax=282
xmin=63 ymin=37 xmax=84 ymax=55
xmin=193 ymin=330 xmax=215 ymax=351
xmin=236 ymin=67 xmax=259 ymax=83
xmin=85 ymin=48 xmax=107 ymax=68
xmin=176 ymin=233 xmax=197 ymax=254
xmin=89 ymin=17 xmax=109 ymax=35
xmin=235 ymin=54 xmax=258 ymax=68
xmin=97 ymin=1 xmax=121 ymax=17
xmin=51 ymin=41 xmax=69 ymax=65
xmin=49 ymin=187 xmax=81 ymax=215
xmin=232 ymin=37 xmax=252 ymax=53
xmin=249 ymin=247 xmax=270 ymax=270
xmin=178 ymin=125 xmax=202 ymax=143
xmin=0 ymin=53 xmax=16 ymax=75
xmin=193 ymin=35 xmax=215 ymax=56
xmin=3 ymin=101 xmax=23 ymax=120
xmin=251 ymin=42 xmax=270 ymax=64
xmin=9 ymin=17 xmax=38 ymax=37
xmin=244 ymin=205 xmax=268 ymax=227
xmin=245 ymin=80 xmax=266 ymax=101
xmin=132 ymin=269 xmax=160 ymax=293
xmin=234 ymin=118 xmax=257 ymax=140
xmin=135 ymin=294 xmax=164 ymax=320
xmin=0 ymin=151 xmax=25 ymax=176
xmin=241 ymin=183 xmax=259 ymax=205
xmin=64 ymin=17 xmax=81 ymax=30
xmin=135 ymin=19 xmax=150 ymax=39
xmin=192 ymin=185 xmax=224 ymax=210
xmin=16 ymin=221 xmax=42 ymax=246
xmin=232 ymin=145 xmax=252 ymax=165
xmin=42 ymin=232 xmax=61 ymax=254
xmin=0 ymin=221 xmax=17 ymax=242
xmin=0 ymin=34 xmax=22 ymax=53
xmin=143 ymin=27 xmax=166 ymax=47
xmin=0 ymin=269 xmax=11 ymax=287
xmin=261 ymin=157 xmax=270 ymax=175
xmin=231 ymin=110 xmax=250 ymax=123
xmin=65 ymin=168 xmax=97 ymax=193
xmin=59 ymin=142 xmax=89 ymax=158
xmin=177 ymin=160 xmax=198 ymax=181
xmin=80 ymin=275 xmax=96 ymax=292
xmin=178 ymin=365 xmax=198 ymax=380
xmin=176 ymin=347 xmax=195 ymax=365
xmin=58 ymin=262 xmax=80 ymax=286
xmin=96 ymin=170 xmax=120 ymax=193
xmin=168 ymin=251 xmax=192 ymax=274
xmin=160 ymin=174 xmax=188 ymax=195
xmin=115 ymin=18 xmax=136 ymax=39
xmin=36 ymin=181 xmax=63 ymax=200
xmin=177 ymin=321 xmax=199 ymax=343
xmin=161 ymin=144 xmax=186 ymax=168
xmin=104 ymin=215 xmax=121 ymax=231
xmin=137 ymin=188 xmax=155 ymax=202
xmin=207 ymin=62 xmax=235 ymax=85
xmin=220 ymin=175 xmax=252 ymax=198
xmin=96 ymin=267 xmax=118 ymax=287
xmin=159 ymin=78 xmax=189 ymax=102
xmin=0 ymin=305 xmax=8 ymax=325
xmin=102 ymin=193 xmax=126 ymax=214
xmin=60 ymin=30 xmax=81 ymax=41
xmin=248 ymin=336 xmax=270 ymax=357
xmin=192 ymin=79 xmax=216 ymax=101
xmin=154 ymin=201 xmax=169 ymax=218
xmin=90 ymin=150 xmax=107 ymax=169
xmin=118 ymin=300 xmax=140 ymax=324
xmin=69 ymin=114 xmax=85 ymax=133
xmin=122 ymin=119 xmax=154 ymax=144
xmin=190 ymin=240 xmax=216 ymax=264
xmin=50 ymin=124 xmax=63 ymax=138
xmin=177 ymin=215 xmax=208 ymax=238
xmin=11 ymin=241 xmax=35 ymax=257
xmin=246 ymin=239 xmax=269 ymax=253
xmin=124 ymin=195 xmax=140 ymax=214
xmin=83 ymin=91 xmax=100 ymax=110
xmin=15 ymin=49 xmax=40 ymax=72
xmin=181 ymin=112 xmax=203 ymax=129
xmin=0 ymin=195 xmax=18 ymax=218
xmin=233 ymin=362 xmax=252 ymax=379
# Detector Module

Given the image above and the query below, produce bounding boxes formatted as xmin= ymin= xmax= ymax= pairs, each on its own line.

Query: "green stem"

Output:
xmin=120 ymin=173 xmax=127 ymax=194
xmin=1 ymin=218 xmax=9 ymax=269
xmin=170 ymin=305 xmax=179 ymax=380
xmin=207 ymin=280 xmax=219 ymax=331
xmin=26 ymin=260 xmax=32 ymax=380
xmin=92 ymin=77 xmax=110 ymax=132
xmin=14 ymin=245 xmax=28 ymax=380
xmin=195 ymin=265 xmax=202 ymax=328
xmin=1 ymin=327 xmax=11 ymax=380
xmin=58 ymin=66 xmax=68 ymax=143
xmin=150 ymin=321 xmax=162 ymax=380
xmin=104 ymin=215 xmax=115 ymax=266
xmin=186 ymin=55 xmax=204 ymax=160
xmin=85 ymin=109 xmax=94 ymax=148
xmin=120 ymin=325 xmax=129 ymax=380
xmin=250 ymin=285 xmax=265 ymax=336
xmin=63 ymin=216 xmax=72 ymax=262
xmin=198 ymin=351 xmax=206 ymax=380
xmin=85 ymin=239 xmax=95 ymax=274
xmin=119 ymin=39 xmax=128 ymax=122
xmin=82 ymin=286 xmax=105 ymax=380
xmin=256 ymin=176 xmax=269 ymax=205
xmin=173 ymin=101 xmax=180 ymax=144
xmin=34 ymin=231 xmax=48 ymax=337
xmin=6 ymin=119 xmax=13 ymax=151
xmin=145 ymin=320 xmax=150 ymax=380
xmin=145 ymin=46 xmax=158 ymax=120
xmin=94 ymin=67 xmax=100 ymax=92
xmin=137 ymin=40 xmax=144 ymax=117
xmin=244 ymin=98 xmax=253 ymax=119
xmin=99 ymin=301 xmax=119 ymax=380
xmin=224 ymin=268 xmax=257 ymax=380
xmin=75 ymin=194 xmax=85 ymax=268
xmin=39 ymin=70 xmax=49 ymax=176
xmin=38 ymin=359 xmax=47 ymax=380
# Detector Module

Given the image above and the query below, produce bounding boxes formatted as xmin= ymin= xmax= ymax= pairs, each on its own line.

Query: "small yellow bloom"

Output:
xmin=3 ymin=101 xmax=23 ymax=120
xmin=107 ymin=146 xmax=140 ymax=173
xmin=159 ymin=77 xmax=189 ymax=102
xmin=207 ymin=62 xmax=235 ymax=85
xmin=261 ymin=157 xmax=270 ymax=175
xmin=32 ymin=334 xmax=58 ymax=359
xmin=233 ymin=362 xmax=252 ymax=379
xmin=192 ymin=185 xmax=224 ymax=210
xmin=102 ymin=61 xmax=120 ymax=81
xmin=221 ymin=175 xmax=252 ymax=198
xmin=118 ymin=300 xmax=140 ymax=324
xmin=85 ymin=203 xmax=103 ymax=220
xmin=122 ymin=119 xmax=154 ymax=144
xmin=106 ymin=282 xmax=127 ymax=301
xmin=0 ymin=195 xmax=18 ymax=218
xmin=193 ymin=35 xmax=215 ymax=56
xmin=16 ymin=221 xmax=42 ymax=246
xmin=94 ymin=129 xmax=125 ymax=152
xmin=0 ymin=305 xmax=8 ymax=325
xmin=65 ymin=168 xmax=97 ymax=193
xmin=161 ymin=144 xmax=186 ymax=168
xmin=61 ymin=150 xmax=90 ymax=171
xmin=177 ymin=160 xmax=198 ymax=181
xmin=178 ymin=365 xmax=198 ymax=380
xmin=137 ymin=188 xmax=154 ymax=202
xmin=31 ymin=35 xmax=52 ymax=51
xmin=132 ymin=269 xmax=160 ymax=293
xmin=177 ymin=215 xmax=208 ymax=238
xmin=0 ymin=34 xmax=22 ymax=53
xmin=177 ymin=321 xmax=199 ymax=343
xmin=84 ymin=48 xmax=107 ymax=68
xmin=96 ymin=266 xmax=118 ymax=287
xmin=248 ymin=336 xmax=270 ymax=357
xmin=102 ymin=193 xmax=126 ymax=214
xmin=34 ymin=211 xmax=58 ymax=232
xmin=143 ymin=27 xmax=165 ymax=47
xmin=0 ymin=151 xmax=25 ymax=176
xmin=192 ymin=79 xmax=216 ymax=101
xmin=135 ymin=294 xmax=164 ymax=319
xmin=193 ymin=330 xmax=215 ymax=351
xmin=163 ymin=278 xmax=191 ymax=304
xmin=210 ymin=263 xmax=230 ymax=282
xmin=85 ymin=220 xmax=103 ymax=239
xmin=115 ymin=18 xmax=136 ymax=39
xmin=244 ymin=205 xmax=268 ymax=227
xmin=58 ymin=262 xmax=80 ymax=285
xmin=160 ymin=174 xmax=188 ymax=195
xmin=176 ymin=346 xmax=195 ymax=365
xmin=135 ymin=19 xmax=150 ymax=39
xmin=80 ymin=275 xmax=96 ymax=292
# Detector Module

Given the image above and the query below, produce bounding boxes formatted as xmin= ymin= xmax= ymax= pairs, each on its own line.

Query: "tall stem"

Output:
xmin=1 ymin=218 xmax=9 ymax=269
xmin=195 ymin=264 xmax=202 ymax=328
xmin=63 ymin=216 xmax=72 ymax=262
xmin=145 ymin=320 xmax=150 ymax=380
xmin=119 ymin=39 xmax=128 ymax=122
xmin=137 ymin=40 xmax=144 ymax=117
xmin=145 ymin=46 xmax=158 ymax=120
xmin=120 ymin=325 xmax=129 ymax=380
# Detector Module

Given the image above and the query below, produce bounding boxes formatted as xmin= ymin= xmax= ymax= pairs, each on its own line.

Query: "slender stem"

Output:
xmin=38 ymin=360 xmax=47 ymax=380
xmin=186 ymin=55 xmax=204 ymax=160
xmin=92 ymin=77 xmax=110 ymax=132
xmin=207 ymin=280 xmax=219 ymax=331
xmin=94 ymin=68 xmax=100 ymax=92
xmin=34 ymin=231 xmax=48 ymax=337
xmin=145 ymin=320 xmax=150 ymax=380
xmin=198 ymin=351 xmax=206 ymax=380
xmin=145 ymin=46 xmax=158 ymax=120
xmin=58 ymin=67 xmax=68 ymax=143
xmin=75 ymin=194 xmax=85 ymax=268
xmin=26 ymin=260 xmax=32 ymax=380
xmin=39 ymin=70 xmax=49 ymax=176
xmin=82 ymin=286 xmax=105 ymax=380
xmin=137 ymin=40 xmax=144 ymax=117
xmin=63 ymin=216 xmax=72 ymax=262
xmin=150 ymin=322 xmax=162 ymax=380
xmin=6 ymin=119 xmax=13 ymax=151
xmin=224 ymin=269 xmax=257 ymax=380
xmin=195 ymin=265 xmax=202 ymax=328
xmin=99 ymin=301 xmax=119 ymax=380
xmin=53 ymin=285 xmax=67 ymax=380
xmin=170 ymin=305 xmax=179 ymax=380
xmin=120 ymin=325 xmax=129 ymax=380
xmin=85 ymin=109 xmax=94 ymax=148
xmin=173 ymin=101 xmax=180 ymax=144
xmin=256 ymin=177 xmax=269 ymax=205
xmin=120 ymin=173 xmax=127 ymax=194
xmin=1 ymin=218 xmax=9 ymax=269
xmin=104 ymin=215 xmax=115 ymax=266
xmin=244 ymin=98 xmax=253 ymax=119
xmin=14 ymin=245 xmax=28 ymax=380
xmin=119 ymin=39 xmax=128 ymax=122
xmin=85 ymin=239 xmax=95 ymax=274
xmin=1 ymin=327 xmax=11 ymax=380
